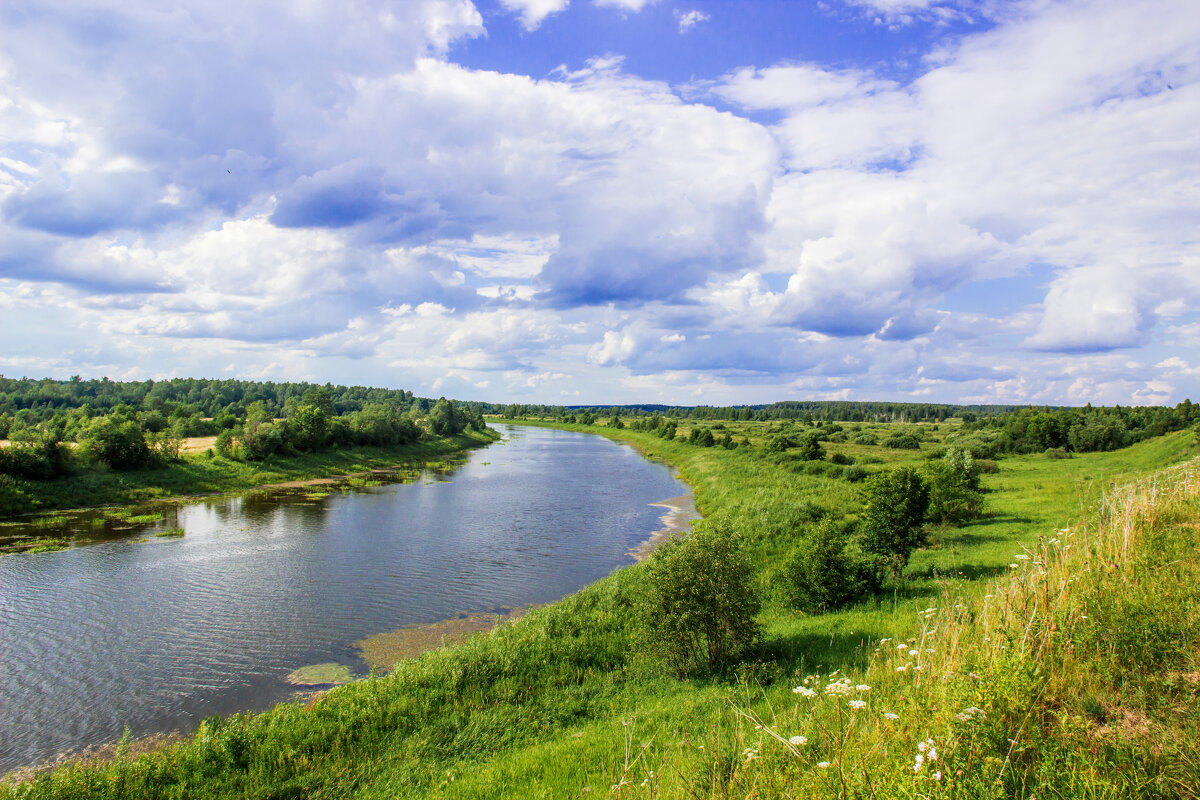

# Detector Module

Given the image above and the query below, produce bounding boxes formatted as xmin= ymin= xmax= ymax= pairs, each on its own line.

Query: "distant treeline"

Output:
xmin=0 ymin=377 xmax=488 ymax=494
xmin=0 ymin=376 xmax=430 ymax=424
xmin=490 ymin=400 xmax=1021 ymax=423
xmin=962 ymin=402 xmax=1200 ymax=455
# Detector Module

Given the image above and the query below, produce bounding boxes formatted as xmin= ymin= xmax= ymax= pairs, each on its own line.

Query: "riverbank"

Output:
xmin=3 ymin=424 xmax=1195 ymax=798
xmin=1 ymin=429 xmax=500 ymax=522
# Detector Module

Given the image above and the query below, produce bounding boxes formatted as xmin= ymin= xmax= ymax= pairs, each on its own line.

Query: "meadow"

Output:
xmin=2 ymin=417 xmax=1196 ymax=799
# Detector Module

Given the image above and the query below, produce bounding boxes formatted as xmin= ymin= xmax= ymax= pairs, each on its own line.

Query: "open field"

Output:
xmin=3 ymin=419 xmax=1197 ymax=798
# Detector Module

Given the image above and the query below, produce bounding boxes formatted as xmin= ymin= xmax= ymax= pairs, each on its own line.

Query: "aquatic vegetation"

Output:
xmin=154 ymin=528 xmax=185 ymax=538
xmin=285 ymin=663 xmax=354 ymax=686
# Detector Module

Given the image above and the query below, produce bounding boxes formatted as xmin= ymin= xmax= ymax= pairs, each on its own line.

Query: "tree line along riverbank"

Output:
xmin=3 ymin=416 xmax=1198 ymax=798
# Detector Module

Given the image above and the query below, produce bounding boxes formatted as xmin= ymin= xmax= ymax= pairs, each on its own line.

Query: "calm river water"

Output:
xmin=0 ymin=425 xmax=688 ymax=772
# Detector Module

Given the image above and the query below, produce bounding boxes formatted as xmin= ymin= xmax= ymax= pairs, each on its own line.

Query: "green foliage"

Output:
xmin=429 ymin=398 xmax=468 ymax=437
xmin=0 ymin=474 xmax=28 ymax=516
xmin=794 ymin=433 xmax=824 ymax=461
xmin=785 ymin=518 xmax=877 ymax=613
xmin=922 ymin=447 xmax=984 ymax=525
xmin=860 ymin=465 xmax=929 ymax=574
xmin=639 ymin=519 xmax=761 ymax=675
xmin=842 ymin=463 xmax=868 ymax=482
xmin=214 ymin=428 xmax=237 ymax=459
xmin=80 ymin=415 xmax=151 ymax=470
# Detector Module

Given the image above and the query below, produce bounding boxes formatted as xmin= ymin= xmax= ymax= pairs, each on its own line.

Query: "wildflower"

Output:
xmin=1009 ymin=563 xmax=1019 ymax=569
xmin=925 ymin=648 xmax=936 ymax=654
xmin=848 ymin=699 xmax=866 ymax=710
xmin=793 ymin=686 xmax=817 ymax=698
xmin=909 ymin=649 xmax=919 ymax=656
xmin=788 ymin=735 xmax=807 ymax=746
xmin=897 ymin=643 xmax=908 ymax=650
xmin=934 ymin=771 xmax=942 ymax=781
xmin=1014 ymin=553 xmax=1030 ymax=561
xmin=884 ymin=712 xmax=900 ymax=720
xmin=817 ymin=761 xmax=832 ymax=769
xmin=929 ymin=746 xmax=938 ymax=761
xmin=918 ymin=740 xmax=930 ymax=753
xmin=855 ymin=684 xmax=871 ymax=692
xmin=896 ymin=664 xmax=909 ymax=672
xmin=914 ymin=754 xmax=924 ymax=772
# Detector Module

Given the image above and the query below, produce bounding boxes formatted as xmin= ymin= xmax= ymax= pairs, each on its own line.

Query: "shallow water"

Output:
xmin=0 ymin=425 xmax=687 ymax=772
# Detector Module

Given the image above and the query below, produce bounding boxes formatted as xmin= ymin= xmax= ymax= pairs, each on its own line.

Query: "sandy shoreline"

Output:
xmin=629 ymin=487 xmax=701 ymax=562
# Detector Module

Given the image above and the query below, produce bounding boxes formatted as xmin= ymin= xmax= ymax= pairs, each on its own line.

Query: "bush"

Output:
xmin=786 ymin=519 xmax=878 ymax=613
xmin=922 ymin=449 xmax=983 ymax=525
xmin=860 ymin=466 xmax=929 ymax=576
xmin=829 ymin=452 xmax=853 ymax=465
xmin=842 ymin=464 xmax=868 ymax=482
xmin=0 ymin=474 xmax=29 ymax=517
xmin=1044 ymin=446 xmax=1070 ymax=459
xmin=795 ymin=434 xmax=824 ymax=461
xmin=639 ymin=519 xmax=761 ymax=676
xmin=214 ymin=429 xmax=238 ymax=459
xmin=882 ymin=433 xmax=922 ymax=450
xmin=80 ymin=416 xmax=151 ymax=470
xmin=851 ymin=432 xmax=878 ymax=446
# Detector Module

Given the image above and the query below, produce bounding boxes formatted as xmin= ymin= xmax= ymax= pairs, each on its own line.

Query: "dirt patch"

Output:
xmin=356 ymin=609 xmax=528 ymax=672
xmin=180 ymin=436 xmax=218 ymax=454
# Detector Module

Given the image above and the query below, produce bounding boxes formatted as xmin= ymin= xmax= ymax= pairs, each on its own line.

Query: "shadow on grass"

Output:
xmin=755 ymin=627 xmax=889 ymax=676
xmin=901 ymin=563 xmax=1010 ymax=582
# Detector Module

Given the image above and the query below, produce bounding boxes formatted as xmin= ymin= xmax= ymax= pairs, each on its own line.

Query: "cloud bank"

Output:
xmin=1 ymin=0 xmax=1198 ymax=405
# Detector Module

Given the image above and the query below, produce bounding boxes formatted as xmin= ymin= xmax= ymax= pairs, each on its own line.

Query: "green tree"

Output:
xmin=428 ymin=398 xmax=466 ymax=436
xmin=288 ymin=405 xmax=329 ymax=452
xmin=80 ymin=415 xmax=151 ymax=470
xmin=638 ymin=520 xmax=761 ymax=676
xmin=860 ymin=466 xmax=929 ymax=576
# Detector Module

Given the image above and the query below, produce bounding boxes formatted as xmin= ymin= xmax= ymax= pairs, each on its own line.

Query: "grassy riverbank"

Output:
xmin=1 ymin=430 xmax=499 ymax=519
xmin=3 ymin=422 xmax=1197 ymax=798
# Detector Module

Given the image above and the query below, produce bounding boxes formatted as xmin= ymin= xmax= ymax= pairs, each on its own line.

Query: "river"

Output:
xmin=0 ymin=425 xmax=691 ymax=772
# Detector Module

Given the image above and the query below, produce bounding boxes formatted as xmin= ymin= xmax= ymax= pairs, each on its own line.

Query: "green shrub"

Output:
xmin=786 ymin=519 xmax=877 ymax=613
xmin=842 ymin=464 xmax=868 ymax=482
xmin=0 ymin=474 xmax=28 ymax=517
xmin=851 ymin=433 xmax=878 ymax=446
xmin=882 ymin=432 xmax=921 ymax=450
xmin=639 ymin=519 xmax=761 ymax=676
xmin=829 ymin=452 xmax=853 ymax=465
xmin=923 ymin=448 xmax=984 ymax=525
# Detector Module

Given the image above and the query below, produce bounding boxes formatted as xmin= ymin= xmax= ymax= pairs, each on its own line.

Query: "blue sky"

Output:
xmin=2 ymin=0 xmax=1199 ymax=406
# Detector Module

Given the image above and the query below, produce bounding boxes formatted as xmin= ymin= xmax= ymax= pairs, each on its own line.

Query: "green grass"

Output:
xmin=154 ymin=528 xmax=184 ymax=538
xmin=2 ymin=421 xmax=1196 ymax=798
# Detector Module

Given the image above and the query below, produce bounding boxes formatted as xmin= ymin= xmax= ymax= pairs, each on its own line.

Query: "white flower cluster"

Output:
xmin=824 ymin=677 xmax=855 ymax=697
xmin=792 ymin=685 xmax=817 ymax=698
xmin=954 ymin=706 xmax=987 ymax=723
xmin=913 ymin=737 xmax=938 ymax=773
xmin=788 ymin=735 xmax=807 ymax=746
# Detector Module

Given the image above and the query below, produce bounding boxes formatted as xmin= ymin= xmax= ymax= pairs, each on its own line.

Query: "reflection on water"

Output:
xmin=0 ymin=425 xmax=686 ymax=771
